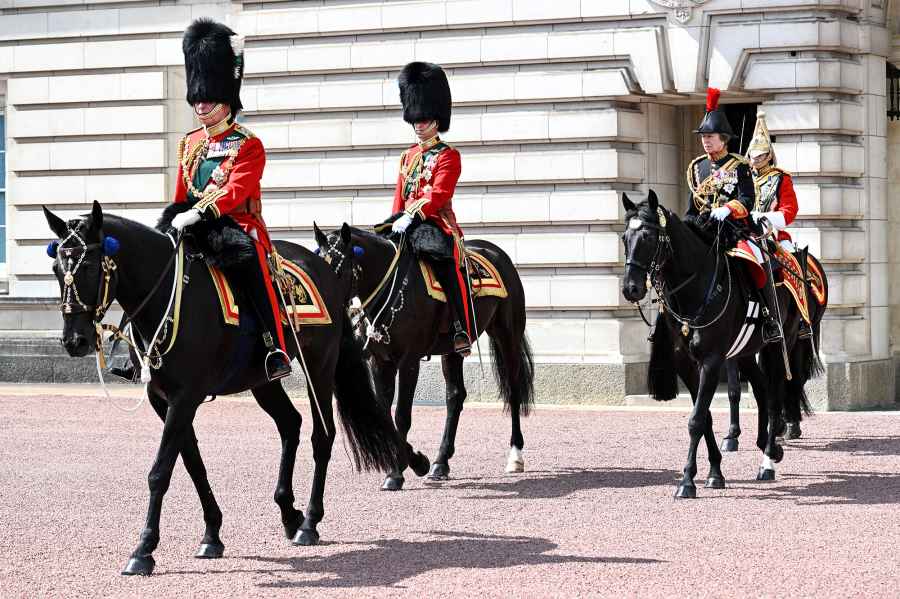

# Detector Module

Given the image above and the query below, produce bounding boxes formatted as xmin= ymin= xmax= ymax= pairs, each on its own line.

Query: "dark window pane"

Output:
xmin=0 ymin=150 xmax=5 ymax=188
xmin=0 ymin=226 xmax=5 ymax=263
xmin=0 ymin=115 xmax=5 ymax=144
xmin=0 ymin=191 xmax=4 ymax=225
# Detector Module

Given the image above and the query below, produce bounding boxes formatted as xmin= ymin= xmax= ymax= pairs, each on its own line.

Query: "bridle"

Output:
xmin=624 ymin=207 xmax=732 ymax=335
xmin=54 ymin=226 xmax=119 ymax=325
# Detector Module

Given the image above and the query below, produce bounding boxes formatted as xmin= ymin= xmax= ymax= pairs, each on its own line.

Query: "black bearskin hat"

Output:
xmin=398 ymin=62 xmax=452 ymax=132
xmin=183 ymin=18 xmax=244 ymax=114
xmin=694 ymin=87 xmax=734 ymax=137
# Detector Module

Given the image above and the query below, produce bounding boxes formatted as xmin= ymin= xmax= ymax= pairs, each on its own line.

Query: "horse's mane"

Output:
xmin=100 ymin=213 xmax=170 ymax=240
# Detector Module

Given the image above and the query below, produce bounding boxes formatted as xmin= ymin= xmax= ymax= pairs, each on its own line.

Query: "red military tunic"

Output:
xmin=392 ymin=136 xmax=471 ymax=336
xmin=753 ymin=165 xmax=798 ymax=243
xmin=174 ymin=121 xmax=272 ymax=250
xmin=174 ymin=121 xmax=286 ymax=352
xmin=392 ymin=136 xmax=463 ymax=238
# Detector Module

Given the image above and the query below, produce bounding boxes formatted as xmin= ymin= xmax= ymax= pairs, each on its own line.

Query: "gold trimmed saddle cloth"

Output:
xmin=420 ymin=249 xmax=508 ymax=303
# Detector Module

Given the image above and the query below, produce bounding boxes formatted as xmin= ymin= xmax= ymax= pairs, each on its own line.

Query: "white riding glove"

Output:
xmin=751 ymin=211 xmax=786 ymax=231
xmin=172 ymin=208 xmax=202 ymax=231
xmin=392 ymin=213 xmax=414 ymax=234
xmin=710 ymin=206 xmax=732 ymax=221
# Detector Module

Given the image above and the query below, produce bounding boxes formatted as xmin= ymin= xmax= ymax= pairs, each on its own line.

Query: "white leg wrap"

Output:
xmin=761 ymin=455 xmax=775 ymax=471
xmin=505 ymin=447 xmax=525 ymax=473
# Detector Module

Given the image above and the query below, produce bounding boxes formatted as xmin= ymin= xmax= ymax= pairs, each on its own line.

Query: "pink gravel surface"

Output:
xmin=1 ymin=391 xmax=899 ymax=598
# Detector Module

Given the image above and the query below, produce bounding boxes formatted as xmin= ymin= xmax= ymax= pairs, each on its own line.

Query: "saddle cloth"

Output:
xmin=772 ymin=246 xmax=826 ymax=324
xmin=420 ymin=249 xmax=508 ymax=303
xmin=727 ymin=244 xmax=826 ymax=325
xmin=207 ymin=256 xmax=332 ymax=328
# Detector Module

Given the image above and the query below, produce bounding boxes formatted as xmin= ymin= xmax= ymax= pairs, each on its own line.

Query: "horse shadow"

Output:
xmin=243 ymin=530 xmax=661 ymax=588
xmin=424 ymin=467 xmax=678 ymax=500
xmin=748 ymin=470 xmax=900 ymax=506
xmin=800 ymin=435 xmax=900 ymax=458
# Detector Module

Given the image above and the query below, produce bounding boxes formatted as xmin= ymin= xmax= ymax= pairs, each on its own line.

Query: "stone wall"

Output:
xmin=0 ymin=0 xmax=896 ymax=407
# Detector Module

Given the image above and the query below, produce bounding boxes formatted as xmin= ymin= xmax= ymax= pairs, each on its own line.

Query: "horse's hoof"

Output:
xmin=409 ymin=452 xmax=431 ymax=477
xmin=282 ymin=511 xmax=305 ymax=540
xmin=505 ymin=447 xmax=525 ymax=473
xmin=720 ymin=437 xmax=739 ymax=452
xmin=785 ymin=423 xmax=802 ymax=440
xmin=195 ymin=542 xmax=224 ymax=559
xmin=292 ymin=528 xmax=320 ymax=547
xmin=122 ymin=555 xmax=155 ymax=576
xmin=757 ymin=468 xmax=776 ymax=481
xmin=674 ymin=484 xmax=697 ymax=499
xmin=426 ymin=463 xmax=450 ymax=481
xmin=770 ymin=444 xmax=784 ymax=464
xmin=705 ymin=476 xmax=726 ymax=489
xmin=381 ymin=475 xmax=404 ymax=491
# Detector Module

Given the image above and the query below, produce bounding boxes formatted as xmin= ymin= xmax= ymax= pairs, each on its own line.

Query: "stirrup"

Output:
xmin=761 ymin=321 xmax=783 ymax=345
xmin=265 ymin=348 xmax=292 ymax=381
xmin=798 ymin=322 xmax=812 ymax=340
xmin=453 ymin=331 xmax=472 ymax=357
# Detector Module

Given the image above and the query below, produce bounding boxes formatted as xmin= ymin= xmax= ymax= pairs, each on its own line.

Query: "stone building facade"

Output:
xmin=0 ymin=0 xmax=898 ymax=408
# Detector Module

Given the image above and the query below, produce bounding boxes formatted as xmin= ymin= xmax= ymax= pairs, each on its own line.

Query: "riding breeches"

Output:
xmin=224 ymin=242 xmax=287 ymax=353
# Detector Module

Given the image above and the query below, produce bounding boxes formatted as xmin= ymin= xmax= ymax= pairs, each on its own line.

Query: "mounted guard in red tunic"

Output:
xmin=381 ymin=61 xmax=472 ymax=356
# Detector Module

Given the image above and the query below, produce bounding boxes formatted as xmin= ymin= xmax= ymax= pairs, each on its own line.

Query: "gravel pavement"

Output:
xmin=1 ymin=388 xmax=899 ymax=598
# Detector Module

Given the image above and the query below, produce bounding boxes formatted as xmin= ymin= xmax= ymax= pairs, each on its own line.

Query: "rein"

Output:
xmin=627 ymin=208 xmax=733 ymax=336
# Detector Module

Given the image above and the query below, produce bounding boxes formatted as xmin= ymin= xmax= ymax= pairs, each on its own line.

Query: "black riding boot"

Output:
xmin=227 ymin=260 xmax=292 ymax=381
xmin=108 ymin=343 xmax=140 ymax=383
xmin=757 ymin=266 xmax=783 ymax=345
xmin=431 ymin=259 xmax=472 ymax=356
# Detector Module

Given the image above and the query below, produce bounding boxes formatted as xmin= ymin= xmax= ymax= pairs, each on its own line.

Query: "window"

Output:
xmin=888 ymin=63 xmax=900 ymax=120
xmin=0 ymin=112 xmax=5 ymax=267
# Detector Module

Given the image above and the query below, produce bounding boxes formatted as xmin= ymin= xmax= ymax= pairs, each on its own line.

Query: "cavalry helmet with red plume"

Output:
xmin=183 ymin=18 xmax=245 ymax=114
xmin=694 ymin=87 xmax=734 ymax=137
xmin=398 ymin=62 xmax=452 ymax=132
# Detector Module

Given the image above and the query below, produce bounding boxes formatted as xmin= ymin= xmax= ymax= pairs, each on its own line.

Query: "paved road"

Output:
xmin=2 ymin=389 xmax=899 ymax=597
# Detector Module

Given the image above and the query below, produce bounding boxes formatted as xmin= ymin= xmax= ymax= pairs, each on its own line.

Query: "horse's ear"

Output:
xmin=622 ymin=193 xmax=636 ymax=213
xmin=89 ymin=200 xmax=103 ymax=233
xmin=312 ymin=221 xmax=328 ymax=248
xmin=647 ymin=189 xmax=659 ymax=211
xmin=340 ymin=222 xmax=351 ymax=245
xmin=43 ymin=206 xmax=68 ymax=239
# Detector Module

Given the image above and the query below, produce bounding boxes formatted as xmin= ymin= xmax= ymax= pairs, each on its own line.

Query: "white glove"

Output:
xmin=752 ymin=211 xmax=786 ymax=231
xmin=172 ymin=208 xmax=202 ymax=231
xmin=710 ymin=206 xmax=732 ymax=221
xmin=392 ymin=213 xmax=413 ymax=234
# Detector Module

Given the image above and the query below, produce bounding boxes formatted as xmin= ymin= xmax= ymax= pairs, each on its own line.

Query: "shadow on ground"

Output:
xmin=801 ymin=435 xmax=900 ymax=457
xmin=434 ymin=467 xmax=678 ymax=500
xmin=742 ymin=470 xmax=900 ymax=506
xmin=253 ymin=530 xmax=662 ymax=588
xmin=163 ymin=530 xmax=662 ymax=587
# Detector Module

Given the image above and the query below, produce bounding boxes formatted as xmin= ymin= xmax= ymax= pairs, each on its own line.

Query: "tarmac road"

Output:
xmin=1 ymin=386 xmax=898 ymax=598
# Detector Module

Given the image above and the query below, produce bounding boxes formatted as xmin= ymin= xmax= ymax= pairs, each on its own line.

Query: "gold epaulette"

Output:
xmin=685 ymin=155 xmax=705 ymax=193
xmin=233 ymin=122 xmax=255 ymax=139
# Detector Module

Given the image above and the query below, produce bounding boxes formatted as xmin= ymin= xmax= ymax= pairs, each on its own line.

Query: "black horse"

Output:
xmin=43 ymin=202 xmax=401 ymax=575
xmin=720 ymin=357 xmax=809 ymax=453
xmin=620 ymin=191 xmax=827 ymax=498
xmin=314 ymin=224 xmax=534 ymax=490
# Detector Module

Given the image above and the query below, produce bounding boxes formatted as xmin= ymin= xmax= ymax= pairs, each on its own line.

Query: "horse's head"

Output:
xmin=313 ymin=222 xmax=358 ymax=295
xmin=43 ymin=201 xmax=120 ymax=357
xmin=621 ymin=190 xmax=667 ymax=303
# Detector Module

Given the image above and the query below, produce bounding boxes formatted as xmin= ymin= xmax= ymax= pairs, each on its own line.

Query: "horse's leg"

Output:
xmin=759 ymin=346 xmax=786 ymax=481
xmin=506 ymin=400 xmax=525 ymax=474
xmin=250 ymin=381 xmax=305 ymax=542
xmin=721 ymin=360 xmax=741 ymax=451
xmin=382 ymin=357 xmax=428 ymax=491
xmin=146 ymin=389 xmax=224 ymax=559
xmin=293 ymin=367 xmax=335 ymax=546
xmin=122 ymin=397 xmax=201 ymax=576
xmin=675 ymin=357 xmax=723 ymax=499
xmin=428 ymin=352 xmax=466 ymax=481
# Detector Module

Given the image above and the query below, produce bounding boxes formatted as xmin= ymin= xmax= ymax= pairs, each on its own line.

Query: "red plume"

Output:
xmin=705 ymin=87 xmax=721 ymax=113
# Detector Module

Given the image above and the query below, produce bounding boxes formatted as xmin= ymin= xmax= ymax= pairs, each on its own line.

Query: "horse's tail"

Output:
xmin=333 ymin=313 xmax=403 ymax=472
xmin=489 ymin=331 xmax=535 ymax=417
xmin=648 ymin=319 xmax=678 ymax=401
xmin=486 ymin=251 xmax=535 ymax=417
